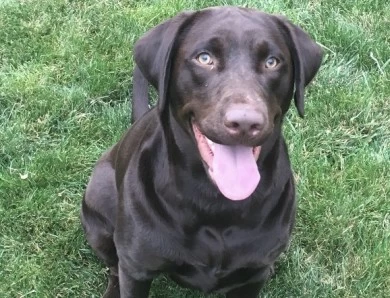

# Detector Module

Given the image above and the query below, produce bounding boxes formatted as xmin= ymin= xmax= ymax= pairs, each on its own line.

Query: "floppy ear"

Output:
xmin=131 ymin=65 xmax=150 ymax=123
xmin=275 ymin=16 xmax=323 ymax=117
xmin=134 ymin=11 xmax=195 ymax=114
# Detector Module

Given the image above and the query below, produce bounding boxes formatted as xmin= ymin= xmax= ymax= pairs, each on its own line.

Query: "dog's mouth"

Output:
xmin=192 ymin=122 xmax=261 ymax=201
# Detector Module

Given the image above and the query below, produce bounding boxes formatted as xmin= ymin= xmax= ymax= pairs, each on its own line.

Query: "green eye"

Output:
xmin=197 ymin=53 xmax=213 ymax=65
xmin=265 ymin=57 xmax=279 ymax=68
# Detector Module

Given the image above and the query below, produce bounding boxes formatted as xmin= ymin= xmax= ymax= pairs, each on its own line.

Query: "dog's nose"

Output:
xmin=224 ymin=108 xmax=265 ymax=137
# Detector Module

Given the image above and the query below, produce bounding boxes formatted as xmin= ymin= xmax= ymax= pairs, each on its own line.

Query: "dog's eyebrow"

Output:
xmin=253 ymin=40 xmax=285 ymax=61
xmin=190 ymin=36 xmax=226 ymax=56
xmin=252 ymin=40 xmax=270 ymax=57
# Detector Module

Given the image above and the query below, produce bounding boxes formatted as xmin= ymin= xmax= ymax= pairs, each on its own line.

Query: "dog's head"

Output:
xmin=134 ymin=7 xmax=322 ymax=201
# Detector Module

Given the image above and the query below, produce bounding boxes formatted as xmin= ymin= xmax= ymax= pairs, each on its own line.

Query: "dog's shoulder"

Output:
xmin=112 ymin=108 xmax=163 ymax=176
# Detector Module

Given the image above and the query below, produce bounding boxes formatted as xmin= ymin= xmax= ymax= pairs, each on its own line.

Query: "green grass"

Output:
xmin=1 ymin=0 xmax=389 ymax=297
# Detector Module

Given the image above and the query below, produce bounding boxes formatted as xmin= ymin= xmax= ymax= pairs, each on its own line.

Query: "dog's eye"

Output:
xmin=197 ymin=53 xmax=213 ymax=65
xmin=265 ymin=57 xmax=279 ymax=68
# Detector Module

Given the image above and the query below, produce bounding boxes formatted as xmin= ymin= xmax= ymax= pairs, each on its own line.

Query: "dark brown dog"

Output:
xmin=81 ymin=6 xmax=322 ymax=298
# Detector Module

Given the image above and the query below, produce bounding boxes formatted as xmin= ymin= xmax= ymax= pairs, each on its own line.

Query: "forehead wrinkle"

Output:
xmin=206 ymin=9 xmax=275 ymax=31
xmin=185 ymin=8 xmax=282 ymax=45
xmin=189 ymin=20 xmax=283 ymax=46
xmin=179 ymin=12 xmax=290 ymax=62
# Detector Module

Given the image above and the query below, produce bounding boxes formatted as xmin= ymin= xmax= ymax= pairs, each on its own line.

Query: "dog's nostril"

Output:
xmin=250 ymin=123 xmax=261 ymax=134
xmin=224 ymin=109 xmax=265 ymax=136
xmin=226 ymin=121 xmax=240 ymax=129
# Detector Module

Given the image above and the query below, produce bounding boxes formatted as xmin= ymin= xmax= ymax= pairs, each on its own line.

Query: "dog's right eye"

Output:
xmin=196 ymin=53 xmax=213 ymax=65
xmin=265 ymin=57 xmax=279 ymax=69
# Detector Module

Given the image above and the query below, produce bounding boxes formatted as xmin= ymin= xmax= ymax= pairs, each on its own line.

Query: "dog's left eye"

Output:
xmin=197 ymin=53 xmax=213 ymax=65
xmin=265 ymin=57 xmax=279 ymax=68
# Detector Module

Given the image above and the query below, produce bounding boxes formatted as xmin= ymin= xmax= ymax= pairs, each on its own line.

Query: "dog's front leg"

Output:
xmin=118 ymin=264 xmax=152 ymax=298
xmin=225 ymin=282 xmax=263 ymax=298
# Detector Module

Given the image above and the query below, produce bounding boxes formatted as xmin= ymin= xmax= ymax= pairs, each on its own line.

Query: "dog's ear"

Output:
xmin=275 ymin=16 xmax=323 ymax=117
xmin=134 ymin=11 xmax=195 ymax=114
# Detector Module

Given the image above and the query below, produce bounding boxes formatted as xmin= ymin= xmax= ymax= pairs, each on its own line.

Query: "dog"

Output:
xmin=81 ymin=6 xmax=322 ymax=298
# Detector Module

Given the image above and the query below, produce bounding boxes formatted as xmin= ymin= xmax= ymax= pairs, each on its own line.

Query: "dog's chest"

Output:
xmin=168 ymin=226 xmax=277 ymax=293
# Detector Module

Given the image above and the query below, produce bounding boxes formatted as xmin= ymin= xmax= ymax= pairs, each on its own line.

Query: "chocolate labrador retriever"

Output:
xmin=81 ymin=6 xmax=322 ymax=298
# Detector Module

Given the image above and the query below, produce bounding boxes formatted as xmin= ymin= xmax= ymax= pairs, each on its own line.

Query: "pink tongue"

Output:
xmin=212 ymin=144 xmax=260 ymax=200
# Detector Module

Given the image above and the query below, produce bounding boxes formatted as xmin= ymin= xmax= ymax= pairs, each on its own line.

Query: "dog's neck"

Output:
xmin=142 ymin=107 xmax=294 ymax=226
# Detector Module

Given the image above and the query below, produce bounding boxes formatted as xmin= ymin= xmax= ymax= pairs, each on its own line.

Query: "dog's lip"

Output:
xmin=191 ymin=121 xmax=261 ymax=172
xmin=192 ymin=122 xmax=214 ymax=170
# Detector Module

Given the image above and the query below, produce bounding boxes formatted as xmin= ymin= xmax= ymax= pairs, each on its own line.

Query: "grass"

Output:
xmin=0 ymin=0 xmax=389 ymax=297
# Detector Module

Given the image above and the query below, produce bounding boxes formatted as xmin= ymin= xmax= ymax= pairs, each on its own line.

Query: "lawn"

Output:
xmin=0 ymin=0 xmax=389 ymax=297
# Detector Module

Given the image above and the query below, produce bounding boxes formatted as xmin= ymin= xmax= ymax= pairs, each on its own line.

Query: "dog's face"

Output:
xmin=135 ymin=7 xmax=322 ymax=201
xmin=171 ymin=10 xmax=293 ymax=146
